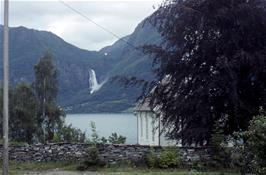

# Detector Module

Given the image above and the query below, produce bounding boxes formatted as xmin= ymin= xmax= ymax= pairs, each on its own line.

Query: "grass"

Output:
xmin=101 ymin=167 xmax=240 ymax=175
xmin=0 ymin=161 xmax=77 ymax=174
xmin=0 ymin=161 xmax=241 ymax=175
xmin=9 ymin=161 xmax=77 ymax=171
xmin=103 ymin=173 xmax=239 ymax=175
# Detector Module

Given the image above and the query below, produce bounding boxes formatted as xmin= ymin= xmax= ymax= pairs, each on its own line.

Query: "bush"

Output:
xmin=108 ymin=133 xmax=126 ymax=144
xmin=86 ymin=122 xmax=126 ymax=145
xmin=208 ymin=120 xmax=232 ymax=168
xmin=158 ymin=147 xmax=181 ymax=168
xmin=192 ymin=161 xmax=206 ymax=171
xmin=144 ymin=148 xmax=157 ymax=168
xmin=87 ymin=146 xmax=100 ymax=163
xmin=229 ymin=134 xmax=253 ymax=174
xmin=87 ymin=121 xmax=101 ymax=145
xmin=54 ymin=124 xmax=86 ymax=143
xmin=244 ymin=114 xmax=266 ymax=175
xmin=9 ymin=141 xmax=29 ymax=147
xmin=77 ymin=146 xmax=105 ymax=171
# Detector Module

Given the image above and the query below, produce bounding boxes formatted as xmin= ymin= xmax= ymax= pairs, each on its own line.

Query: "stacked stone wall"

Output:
xmin=0 ymin=143 xmax=210 ymax=164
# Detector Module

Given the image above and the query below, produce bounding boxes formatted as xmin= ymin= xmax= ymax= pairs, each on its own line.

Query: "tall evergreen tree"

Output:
xmin=144 ymin=0 xmax=266 ymax=145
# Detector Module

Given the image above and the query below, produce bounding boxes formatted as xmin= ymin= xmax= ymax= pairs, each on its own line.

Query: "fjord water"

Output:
xmin=66 ymin=113 xmax=137 ymax=144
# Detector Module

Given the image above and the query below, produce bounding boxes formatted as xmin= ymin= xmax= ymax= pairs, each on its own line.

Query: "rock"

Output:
xmin=0 ymin=143 xmax=209 ymax=165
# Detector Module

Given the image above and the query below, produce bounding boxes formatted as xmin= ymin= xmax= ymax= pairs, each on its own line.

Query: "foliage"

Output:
xmin=144 ymin=148 xmax=157 ymax=168
xmin=243 ymin=114 xmax=266 ymax=174
xmin=191 ymin=161 xmax=205 ymax=171
xmin=108 ymin=133 xmax=126 ymax=144
xmin=0 ymin=52 xmax=81 ymax=144
xmin=229 ymin=140 xmax=252 ymax=174
xmin=2 ymin=52 xmax=128 ymax=144
xmin=86 ymin=121 xmax=101 ymax=145
xmin=53 ymin=124 xmax=86 ymax=143
xmin=209 ymin=121 xmax=231 ymax=168
xmin=11 ymin=83 xmax=38 ymax=143
xmin=34 ymin=51 xmax=58 ymax=104
xmin=158 ymin=147 xmax=181 ymax=168
xmin=6 ymin=141 xmax=29 ymax=147
xmin=33 ymin=51 xmax=65 ymax=143
xmin=86 ymin=146 xmax=100 ymax=165
xmin=0 ymin=83 xmax=38 ymax=143
xmin=100 ymin=137 xmax=108 ymax=144
xmin=87 ymin=121 xmax=127 ymax=145
xmin=0 ymin=53 xmax=132 ymax=145
xmin=77 ymin=146 xmax=105 ymax=171
xmin=142 ymin=0 xmax=266 ymax=145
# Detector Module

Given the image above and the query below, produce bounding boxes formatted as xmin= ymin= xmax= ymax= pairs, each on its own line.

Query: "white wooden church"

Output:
xmin=134 ymin=102 xmax=176 ymax=146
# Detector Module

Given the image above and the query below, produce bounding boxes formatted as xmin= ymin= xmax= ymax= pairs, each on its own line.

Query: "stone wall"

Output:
xmin=0 ymin=143 xmax=210 ymax=164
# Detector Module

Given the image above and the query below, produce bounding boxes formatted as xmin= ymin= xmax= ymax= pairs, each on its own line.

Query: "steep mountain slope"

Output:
xmin=0 ymin=17 xmax=161 ymax=113
xmin=0 ymin=25 xmax=110 ymax=106
xmin=101 ymin=21 xmax=161 ymax=78
xmin=67 ymin=20 xmax=162 ymax=113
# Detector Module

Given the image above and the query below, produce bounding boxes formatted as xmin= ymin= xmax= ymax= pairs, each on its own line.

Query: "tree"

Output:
xmin=53 ymin=124 xmax=86 ymax=143
xmin=11 ymin=82 xmax=38 ymax=143
xmin=0 ymin=82 xmax=38 ymax=143
xmin=144 ymin=0 xmax=266 ymax=145
xmin=33 ymin=52 xmax=64 ymax=142
xmin=34 ymin=52 xmax=58 ymax=105
xmin=244 ymin=113 xmax=266 ymax=174
xmin=0 ymin=52 xmax=83 ymax=144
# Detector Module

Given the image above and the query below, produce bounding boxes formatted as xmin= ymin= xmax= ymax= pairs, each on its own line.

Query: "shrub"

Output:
xmin=77 ymin=146 xmax=105 ymax=171
xmin=100 ymin=137 xmax=108 ymax=144
xmin=231 ymin=113 xmax=266 ymax=174
xmin=244 ymin=114 xmax=266 ymax=175
xmin=191 ymin=161 xmax=205 ymax=171
xmin=208 ymin=120 xmax=231 ymax=168
xmin=86 ymin=122 xmax=126 ymax=145
xmin=108 ymin=133 xmax=126 ymax=144
xmin=87 ymin=146 xmax=100 ymax=163
xmin=144 ymin=148 xmax=157 ymax=168
xmin=9 ymin=141 xmax=29 ymax=147
xmin=229 ymin=135 xmax=253 ymax=174
xmin=87 ymin=121 xmax=101 ymax=145
xmin=54 ymin=124 xmax=86 ymax=143
xmin=158 ymin=147 xmax=181 ymax=168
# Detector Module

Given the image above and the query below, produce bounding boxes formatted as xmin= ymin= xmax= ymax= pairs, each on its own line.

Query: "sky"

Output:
xmin=2 ymin=0 xmax=162 ymax=51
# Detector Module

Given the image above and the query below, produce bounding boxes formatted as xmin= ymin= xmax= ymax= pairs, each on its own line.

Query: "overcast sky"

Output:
xmin=3 ymin=0 xmax=162 ymax=51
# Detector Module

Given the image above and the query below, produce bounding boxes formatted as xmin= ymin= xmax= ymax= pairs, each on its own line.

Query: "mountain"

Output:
xmin=0 ymin=17 xmax=161 ymax=113
xmin=0 ymin=25 xmax=110 ymax=104
xmin=66 ymin=20 xmax=162 ymax=113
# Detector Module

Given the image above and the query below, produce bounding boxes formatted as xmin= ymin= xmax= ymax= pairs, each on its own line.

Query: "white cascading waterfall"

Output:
xmin=89 ymin=69 xmax=105 ymax=94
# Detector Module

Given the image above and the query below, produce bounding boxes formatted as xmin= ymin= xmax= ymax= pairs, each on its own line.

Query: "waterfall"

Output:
xmin=89 ymin=69 xmax=105 ymax=94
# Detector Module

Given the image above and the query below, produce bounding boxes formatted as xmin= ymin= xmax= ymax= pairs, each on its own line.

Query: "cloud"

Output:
xmin=5 ymin=1 xmax=161 ymax=51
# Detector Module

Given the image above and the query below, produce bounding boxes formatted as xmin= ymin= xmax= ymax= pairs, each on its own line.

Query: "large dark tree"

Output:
xmin=145 ymin=0 xmax=266 ymax=145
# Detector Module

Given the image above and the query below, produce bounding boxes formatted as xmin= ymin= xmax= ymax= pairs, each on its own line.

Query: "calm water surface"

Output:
xmin=66 ymin=113 xmax=137 ymax=144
